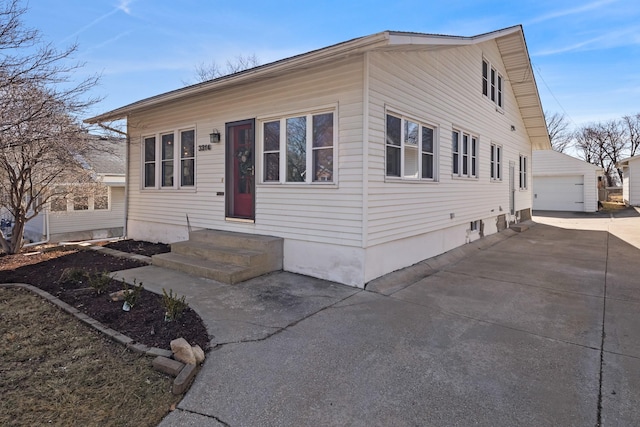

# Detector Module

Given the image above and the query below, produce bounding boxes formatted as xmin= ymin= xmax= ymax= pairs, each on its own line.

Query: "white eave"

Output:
xmin=617 ymin=154 xmax=640 ymax=167
xmin=85 ymin=26 xmax=550 ymax=150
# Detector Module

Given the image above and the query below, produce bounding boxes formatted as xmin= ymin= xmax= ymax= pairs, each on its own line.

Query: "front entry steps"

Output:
xmin=152 ymin=229 xmax=283 ymax=284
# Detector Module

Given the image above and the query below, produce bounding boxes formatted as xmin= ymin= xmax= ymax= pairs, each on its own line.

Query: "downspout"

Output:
xmin=123 ymin=115 xmax=129 ymax=238
xmin=361 ymin=51 xmax=370 ymax=286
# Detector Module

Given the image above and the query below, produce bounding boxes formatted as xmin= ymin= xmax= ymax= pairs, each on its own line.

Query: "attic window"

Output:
xmin=482 ymin=58 xmax=503 ymax=109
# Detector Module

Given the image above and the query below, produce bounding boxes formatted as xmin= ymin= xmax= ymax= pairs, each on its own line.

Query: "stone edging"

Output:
xmin=0 ymin=282 xmax=172 ymax=359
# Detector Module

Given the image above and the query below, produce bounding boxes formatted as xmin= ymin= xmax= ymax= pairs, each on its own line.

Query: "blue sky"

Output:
xmin=22 ymin=0 xmax=640 ymax=129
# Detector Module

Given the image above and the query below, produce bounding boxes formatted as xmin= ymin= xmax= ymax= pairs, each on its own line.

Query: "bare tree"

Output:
xmin=0 ymin=0 xmax=100 ymax=253
xmin=544 ymin=111 xmax=573 ymax=152
xmin=187 ymin=53 xmax=260 ymax=84
xmin=622 ymin=113 xmax=640 ymax=157
xmin=575 ymin=120 xmax=627 ymax=186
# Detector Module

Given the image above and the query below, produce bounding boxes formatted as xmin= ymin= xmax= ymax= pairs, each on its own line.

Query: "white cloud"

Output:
xmin=117 ymin=0 xmax=134 ymax=15
xmin=61 ymin=1 xmax=136 ymax=43
xmin=528 ymin=0 xmax=618 ymax=24
xmin=533 ymin=25 xmax=640 ymax=56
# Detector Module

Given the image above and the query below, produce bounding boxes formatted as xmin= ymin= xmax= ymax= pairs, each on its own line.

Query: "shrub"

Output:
xmin=88 ymin=271 xmax=112 ymax=295
xmin=123 ymin=279 xmax=144 ymax=308
xmin=58 ymin=267 xmax=88 ymax=285
xmin=162 ymin=288 xmax=188 ymax=322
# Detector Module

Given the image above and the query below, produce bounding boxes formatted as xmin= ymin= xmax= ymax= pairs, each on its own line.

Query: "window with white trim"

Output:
xmin=452 ymin=130 xmax=478 ymax=178
xmin=261 ymin=110 xmax=334 ymax=183
xmin=482 ymin=58 xmax=503 ymax=109
xmin=50 ymin=185 xmax=111 ymax=212
xmin=144 ymin=136 xmax=156 ymax=188
xmin=490 ymin=143 xmax=502 ymax=181
xmin=386 ymin=113 xmax=436 ymax=180
xmin=519 ymin=154 xmax=528 ymax=189
xmin=180 ymin=130 xmax=195 ymax=186
xmin=143 ymin=129 xmax=196 ymax=189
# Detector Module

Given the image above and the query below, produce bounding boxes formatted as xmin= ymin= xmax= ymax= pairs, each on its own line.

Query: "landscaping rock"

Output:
xmin=170 ymin=337 xmax=196 ymax=365
xmin=109 ymin=289 xmax=131 ymax=302
xmin=192 ymin=344 xmax=205 ymax=364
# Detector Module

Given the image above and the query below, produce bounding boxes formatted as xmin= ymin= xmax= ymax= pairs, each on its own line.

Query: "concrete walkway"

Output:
xmin=112 ymin=209 xmax=640 ymax=426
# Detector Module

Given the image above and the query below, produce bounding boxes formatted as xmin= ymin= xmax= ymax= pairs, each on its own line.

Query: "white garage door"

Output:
xmin=533 ymin=175 xmax=584 ymax=211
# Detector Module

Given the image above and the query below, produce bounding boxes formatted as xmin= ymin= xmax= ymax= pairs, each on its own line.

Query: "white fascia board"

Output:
xmin=85 ymin=33 xmax=389 ymax=124
xmin=386 ymin=26 xmax=522 ymax=47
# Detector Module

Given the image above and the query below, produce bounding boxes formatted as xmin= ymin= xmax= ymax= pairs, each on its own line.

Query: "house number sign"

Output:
xmin=198 ymin=144 xmax=212 ymax=151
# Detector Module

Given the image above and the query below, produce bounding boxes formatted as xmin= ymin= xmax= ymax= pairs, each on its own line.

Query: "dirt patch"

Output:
xmin=0 ymin=249 xmax=209 ymax=351
xmin=103 ymin=239 xmax=171 ymax=257
xmin=0 ymin=287 xmax=180 ymax=426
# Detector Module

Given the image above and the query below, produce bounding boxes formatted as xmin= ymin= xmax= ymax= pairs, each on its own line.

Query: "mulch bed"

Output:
xmin=0 ymin=246 xmax=209 ymax=351
xmin=103 ymin=239 xmax=171 ymax=257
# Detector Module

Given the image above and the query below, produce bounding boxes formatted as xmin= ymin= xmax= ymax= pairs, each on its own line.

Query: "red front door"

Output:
xmin=226 ymin=119 xmax=255 ymax=219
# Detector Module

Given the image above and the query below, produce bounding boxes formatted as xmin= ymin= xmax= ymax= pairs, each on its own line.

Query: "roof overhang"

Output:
xmin=85 ymin=26 xmax=550 ymax=150
xmin=617 ymin=154 xmax=640 ymax=167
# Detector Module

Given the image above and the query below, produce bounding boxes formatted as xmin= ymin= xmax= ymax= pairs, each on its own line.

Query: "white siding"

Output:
xmin=627 ymin=158 xmax=640 ymax=206
xmin=365 ymin=42 xmax=532 ymax=247
xmin=623 ymin=167 xmax=630 ymax=204
xmin=49 ymin=186 xmax=125 ymax=235
xmin=127 ymin=57 xmax=364 ymax=247
xmin=532 ymin=149 xmax=600 ymax=212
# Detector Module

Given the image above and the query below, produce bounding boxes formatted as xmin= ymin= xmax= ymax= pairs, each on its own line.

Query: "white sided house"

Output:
xmin=618 ymin=155 xmax=640 ymax=206
xmin=86 ymin=26 xmax=550 ymax=288
xmin=24 ymin=139 xmax=126 ymax=243
xmin=532 ymin=149 xmax=603 ymax=212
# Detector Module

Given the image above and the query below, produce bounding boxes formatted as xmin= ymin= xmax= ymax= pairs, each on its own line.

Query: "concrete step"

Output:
xmin=153 ymin=229 xmax=284 ymax=284
xmin=152 ymin=252 xmax=258 ymax=284
xmin=189 ymin=229 xmax=283 ymax=253
xmin=170 ymin=240 xmax=266 ymax=267
xmin=509 ymin=223 xmax=530 ymax=232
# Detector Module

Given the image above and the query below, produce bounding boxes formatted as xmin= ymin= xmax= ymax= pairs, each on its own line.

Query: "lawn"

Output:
xmin=0 ymin=241 xmax=210 ymax=426
xmin=0 ymin=286 xmax=179 ymax=426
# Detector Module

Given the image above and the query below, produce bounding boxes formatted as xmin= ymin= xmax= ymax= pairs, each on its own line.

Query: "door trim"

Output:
xmin=225 ymin=119 xmax=256 ymax=220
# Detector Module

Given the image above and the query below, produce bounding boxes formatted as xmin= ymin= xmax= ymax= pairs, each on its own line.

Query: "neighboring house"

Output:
xmin=24 ymin=137 xmax=126 ymax=243
xmin=617 ymin=155 xmax=640 ymax=206
xmin=86 ymin=25 xmax=550 ymax=288
xmin=532 ymin=149 xmax=604 ymax=212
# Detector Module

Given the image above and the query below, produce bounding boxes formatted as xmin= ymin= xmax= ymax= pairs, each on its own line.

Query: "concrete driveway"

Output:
xmin=114 ymin=209 xmax=640 ymax=426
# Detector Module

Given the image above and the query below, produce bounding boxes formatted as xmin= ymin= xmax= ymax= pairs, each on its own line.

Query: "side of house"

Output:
xmin=532 ymin=149 xmax=602 ymax=212
xmin=360 ymin=37 xmax=536 ymax=282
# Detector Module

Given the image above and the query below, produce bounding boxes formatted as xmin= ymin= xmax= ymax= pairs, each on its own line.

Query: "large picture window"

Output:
xmin=143 ymin=128 xmax=196 ymax=189
xmin=452 ymin=129 xmax=478 ymax=178
xmin=261 ymin=110 xmax=334 ymax=184
xmin=386 ymin=113 xmax=436 ymax=180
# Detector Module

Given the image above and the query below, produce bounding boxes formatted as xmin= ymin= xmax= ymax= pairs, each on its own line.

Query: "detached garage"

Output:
xmin=533 ymin=150 xmax=603 ymax=212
